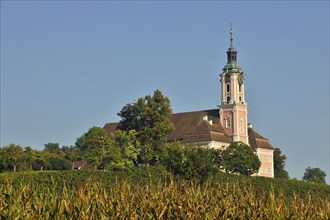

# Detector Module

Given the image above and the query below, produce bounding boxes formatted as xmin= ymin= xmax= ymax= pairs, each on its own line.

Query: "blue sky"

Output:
xmin=1 ymin=1 xmax=329 ymax=181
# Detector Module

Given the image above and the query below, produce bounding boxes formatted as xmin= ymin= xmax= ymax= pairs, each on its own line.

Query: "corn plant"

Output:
xmin=0 ymin=174 xmax=329 ymax=219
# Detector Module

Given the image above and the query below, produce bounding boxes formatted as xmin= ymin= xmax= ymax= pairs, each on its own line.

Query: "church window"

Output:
xmin=239 ymin=96 xmax=242 ymax=102
xmin=226 ymin=96 xmax=230 ymax=103
xmin=226 ymin=117 xmax=231 ymax=128
xmin=226 ymin=84 xmax=230 ymax=92
xmin=239 ymin=84 xmax=242 ymax=92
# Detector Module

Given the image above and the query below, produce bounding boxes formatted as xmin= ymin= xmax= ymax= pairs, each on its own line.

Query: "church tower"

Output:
xmin=219 ymin=28 xmax=248 ymax=144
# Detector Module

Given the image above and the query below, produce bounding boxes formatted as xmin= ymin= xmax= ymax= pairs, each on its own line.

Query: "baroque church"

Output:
xmin=104 ymin=29 xmax=274 ymax=178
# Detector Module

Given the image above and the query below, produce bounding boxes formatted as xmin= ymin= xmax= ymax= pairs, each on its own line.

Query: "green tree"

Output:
xmin=114 ymin=130 xmax=141 ymax=168
xmin=61 ymin=146 xmax=82 ymax=170
xmin=162 ymin=141 xmax=185 ymax=174
xmin=181 ymin=145 xmax=218 ymax=180
xmin=76 ymin=127 xmax=120 ymax=170
xmin=22 ymin=146 xmax=37 ymax=171
xmin=302 ymin=166 xmax=326 ymax=184
xmin=117 ymin=89 xmax=174 ymax=165
xmin=0 ymin=144 xmax=24 ymax=172
xmin=273 ymin=148 xmax=289 ymax=179
xmin=31 ymin=150 xmax=47 ymax=171
xmin=162 ymin=142 xmax=218 ymax=180
xmin=44 ymin=142 xmax=61 ymax=154
xmin=221 ymin=142 xmax=261 ymax=176
xmin=47 ymin=155 xmax=72 ymax=170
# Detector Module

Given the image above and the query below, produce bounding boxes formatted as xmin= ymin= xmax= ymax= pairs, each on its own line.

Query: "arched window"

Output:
xmin=226 ymin=117 xmax=231 ymax=128
xmin=226 ymin=84 xmax=230 ymax=92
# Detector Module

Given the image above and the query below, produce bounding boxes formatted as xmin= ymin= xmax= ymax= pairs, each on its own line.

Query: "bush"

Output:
xmin=163 ymin=143 xmax=218 ymax=180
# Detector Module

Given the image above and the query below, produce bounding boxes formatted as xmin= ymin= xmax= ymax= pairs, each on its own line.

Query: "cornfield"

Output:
xmin=1 ymin=175 xmax=329 ymax=219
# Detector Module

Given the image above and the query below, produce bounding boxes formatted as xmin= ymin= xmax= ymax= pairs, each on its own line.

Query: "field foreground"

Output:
xmin=0 ymin=169 xmax=329 ymax=219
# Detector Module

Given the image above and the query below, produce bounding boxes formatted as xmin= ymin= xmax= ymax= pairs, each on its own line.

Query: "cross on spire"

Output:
xmin=230 ymin=23 xmax=233 ymax=48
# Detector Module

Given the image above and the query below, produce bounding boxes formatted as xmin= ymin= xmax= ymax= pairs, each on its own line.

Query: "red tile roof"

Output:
xmin=103 ymin=109 xmax=273 ymax=150
xmin=248 ymin=128 xmax=274 ymax=150
xmin=73 ymin=160 xmax=96 ymax=170
xmin=167 ymin=109 xmax=231 ymax=143
xmin=103 ymin=122 xmax=119 ymax=136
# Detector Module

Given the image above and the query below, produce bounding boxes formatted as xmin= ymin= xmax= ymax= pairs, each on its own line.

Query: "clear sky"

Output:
xmin=1 ymin=1 xmax=329 ymax=181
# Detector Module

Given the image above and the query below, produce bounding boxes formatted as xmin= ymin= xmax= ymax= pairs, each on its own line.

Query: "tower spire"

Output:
xmin=223 ymin=24 xmax=241 ymax=72
xmin=230 ymin=23 xmax=234 ymax=49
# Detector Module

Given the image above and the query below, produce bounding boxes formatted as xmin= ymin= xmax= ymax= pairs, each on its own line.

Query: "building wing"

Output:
xmin=248 ymin=127 xmax=274 ymax=150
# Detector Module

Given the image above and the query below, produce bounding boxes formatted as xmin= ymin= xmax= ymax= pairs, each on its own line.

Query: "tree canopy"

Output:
xmin=75 ymin=126 xmax=120 ymax=170
xmin=0 ymin=143 xmax=73 ymax=172
xmin=117 ymin=89 xmax=174 ymax=165
xmin=162 ymin=142 xmax=218 ymax=180
xmin=220 ymin=142 xmax=261 ymax=175
xmin=273 ymin=148 xmax=289 ymax=179
xmin=44 ymin=142 xmax=61 ymax=154
xmin=114 ymin=130 xmax=141 ymax=167
xmin=302 ymin=166 xmax=326 ymax=184
xmin=162 ymin=141 xmax=261 ymax=178
xmin=0 ymin=144 xmax=24 ymax=172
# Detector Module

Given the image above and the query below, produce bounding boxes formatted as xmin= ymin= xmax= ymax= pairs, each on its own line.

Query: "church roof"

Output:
xmin=103 ymin=109 xmax=231 ymax=144
xmin=167 ymin=109 xmax=231 ymax=143
xmin=248 ymin=127 xmax=274 ymax=150
xmin=103 ymin=109 xmax=274 ymax=150
xmin=103 ymin=122 xmax=119 ymax=136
